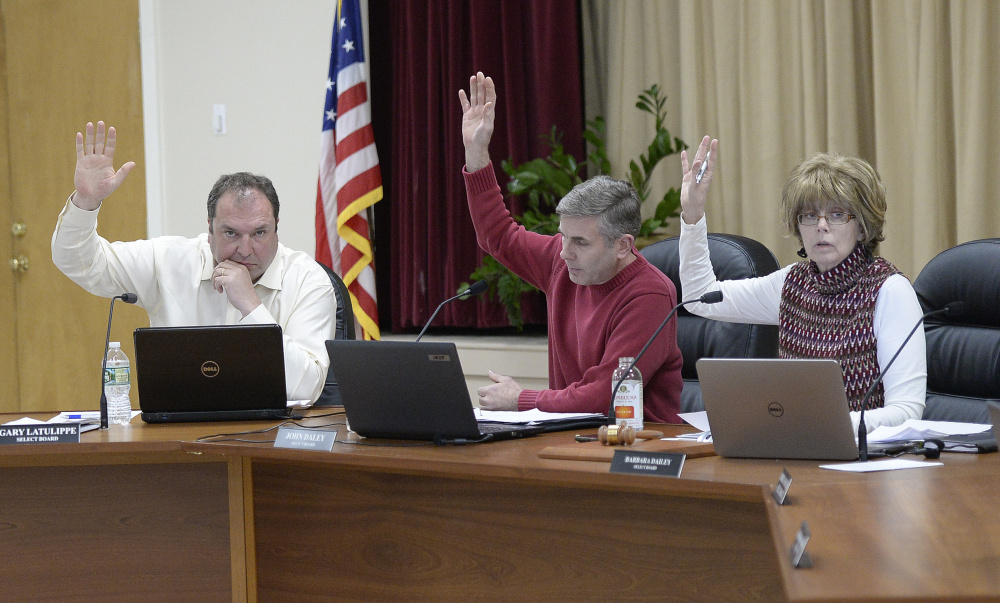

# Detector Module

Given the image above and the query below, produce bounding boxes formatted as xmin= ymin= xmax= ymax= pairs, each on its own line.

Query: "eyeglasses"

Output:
xmin=796 ymin=211 xmax=855 ymax=226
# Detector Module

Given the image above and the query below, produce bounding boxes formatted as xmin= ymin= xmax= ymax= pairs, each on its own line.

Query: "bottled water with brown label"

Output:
xmin=612 ymin=357 xmax=643 ymax=430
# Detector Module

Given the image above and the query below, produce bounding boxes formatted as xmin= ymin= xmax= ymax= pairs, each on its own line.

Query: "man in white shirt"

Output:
xmin=52 ymin=121 xmax=337 ymax=403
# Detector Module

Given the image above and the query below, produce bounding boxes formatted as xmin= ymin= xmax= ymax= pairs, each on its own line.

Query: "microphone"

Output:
xmin=607 ymin=290 xmax=724 ymax=426
xmin=99 ymin=293 xmax=139 ymax=429
xmin=857 ymin=301 xmax=965 ymax=461
xmin=913 ymin=438 xmax=945 ymax=459
xmin=415 ymin=280 xmax=489 ymax=342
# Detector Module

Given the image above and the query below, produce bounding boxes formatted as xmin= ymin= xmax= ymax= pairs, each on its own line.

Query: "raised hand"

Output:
xmin=458 ymin=72 xmax=497 ymax=172
xmin=679 ymin=135 xmax=718 ymax=224
xmin=73 ymin=121 xmax=136 ymax=210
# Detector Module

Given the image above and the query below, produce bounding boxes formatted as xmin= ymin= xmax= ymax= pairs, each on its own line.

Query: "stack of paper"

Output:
xmin=868 ymin=419 xmax=991 ymax=443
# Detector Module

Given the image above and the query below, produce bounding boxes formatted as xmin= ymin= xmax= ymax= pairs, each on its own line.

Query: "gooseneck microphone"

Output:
xmin=607 ymin=290 xmax=724 ymax=425
xmin=415 ymin=280 xmax=489 ymax=342
xmin=99 ymin=293 xmax=138 ymax=429
xmin=857 ymin=301 xmax=965 ymax=461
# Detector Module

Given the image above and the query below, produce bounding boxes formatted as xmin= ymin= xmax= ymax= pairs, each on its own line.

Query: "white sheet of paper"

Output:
xmin=820 ymin=459 xmax=943 ymax=472
xmin=3 ymin=415 xmax=102 ymax=433
xmin=474 ymin=408 xmax=603 ymax=424
xmin=678 ymin=411 xmax=711 ymax=432
xmin=2 ymin=417 xmax=48 ymax=426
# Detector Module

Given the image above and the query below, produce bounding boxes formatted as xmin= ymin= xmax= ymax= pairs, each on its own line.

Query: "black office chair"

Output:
xmin=912 ymin=238 xmax=1000 ymax=423
xmin=640 ymin=233 xmax=781 ymax=412
xmin=314 ymin=262 xmax=357 ymax=407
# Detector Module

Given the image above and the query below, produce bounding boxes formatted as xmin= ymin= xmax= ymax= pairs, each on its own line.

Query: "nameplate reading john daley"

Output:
xmin=274 ymin=426 xmax=337 ymax=452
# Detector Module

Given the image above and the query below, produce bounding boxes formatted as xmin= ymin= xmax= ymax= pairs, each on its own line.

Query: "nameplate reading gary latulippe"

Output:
xmin=0 ymin=424 xmax=81 ymax=445
xmin=274 ymin=427 xmax=337 ymax=452
xmin=610 ymin=450 xmax=685 ymax=478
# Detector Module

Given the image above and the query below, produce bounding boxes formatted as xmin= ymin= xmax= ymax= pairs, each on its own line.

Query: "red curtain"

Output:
xmin=384 ymin=0 xmax=584 ymax=331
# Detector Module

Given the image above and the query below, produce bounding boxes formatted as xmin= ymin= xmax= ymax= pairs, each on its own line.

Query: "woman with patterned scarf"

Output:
xmin=676 ymin=136 xmax=925 ymax=433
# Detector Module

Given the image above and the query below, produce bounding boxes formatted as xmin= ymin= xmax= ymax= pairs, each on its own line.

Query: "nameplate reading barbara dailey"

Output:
xmin=610 ymin=450 xmax=685 ymax=478
xmin=274 ymin=427 xmax=337 ymax=452
xmin=0 ymin=424 xmax=81 ymax=445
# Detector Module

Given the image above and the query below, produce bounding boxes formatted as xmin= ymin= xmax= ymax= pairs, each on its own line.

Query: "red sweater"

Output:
xmin=464 ymin=164 xmax=683 ymax=423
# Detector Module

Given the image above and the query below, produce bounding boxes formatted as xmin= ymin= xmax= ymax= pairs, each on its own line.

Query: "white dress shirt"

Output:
xmin=678 ymin=215 xmax=926 ymax=433
xmin=52 ymin=197 xmax=337 ymax=403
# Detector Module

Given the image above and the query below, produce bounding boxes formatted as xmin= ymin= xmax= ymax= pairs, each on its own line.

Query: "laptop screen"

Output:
xmin=133 ymin=324 xmax=287 ymax=420
xmin=326 ymin=340 xmax=485 ymax=440
xmin=698 ymin=358 xmax=859 ymax=460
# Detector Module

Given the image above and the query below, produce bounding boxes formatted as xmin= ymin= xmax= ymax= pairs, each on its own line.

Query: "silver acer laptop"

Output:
xmin=697 ymin=358 xmax=860 ymax=460
xmin=133 ymin=325 xmax=291 ymax=423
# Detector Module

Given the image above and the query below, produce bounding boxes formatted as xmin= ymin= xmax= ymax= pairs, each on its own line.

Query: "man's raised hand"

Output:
xmin=459 ymin=72 xmax=496 ymax=172
xmin=73 ymin=121 xmax=136 ymax=210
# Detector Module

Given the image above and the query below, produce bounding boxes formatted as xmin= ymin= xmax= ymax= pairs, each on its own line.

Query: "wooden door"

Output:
xmin=0 ymin=0 xmax=148 ymax=412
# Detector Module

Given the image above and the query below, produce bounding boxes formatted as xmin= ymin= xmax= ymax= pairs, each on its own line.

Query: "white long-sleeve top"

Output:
xmin=51 ymin=197 xmax=337 ymax=404
xmin=678 ymin=215 xmax=926 ymax=433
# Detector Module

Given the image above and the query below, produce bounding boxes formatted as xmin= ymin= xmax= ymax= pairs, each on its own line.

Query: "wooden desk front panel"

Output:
xmin=250 ymin=459 xmax=785 ymax=602
xmin=0 ymin=461 xmax=232 ymax=602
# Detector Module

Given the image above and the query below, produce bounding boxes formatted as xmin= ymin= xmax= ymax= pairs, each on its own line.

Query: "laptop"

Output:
xmin=697 ymin=358 xmax=862 ymax=460
xmin=325 ymin=340 xmax=550 ymax=443
xmin=133 ymin=325 xmax=292 ymax=423
xmin=938 ymin=401 xmax=1000 ymax=453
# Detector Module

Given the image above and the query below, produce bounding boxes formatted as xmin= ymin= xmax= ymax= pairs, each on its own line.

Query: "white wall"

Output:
xmin=140 ymin=0 xmax=339 ymax=256
xmin=138 ymin=1 xmax=548 ymax=390
xmin=385 ymin=333 xmax=550 ymax=407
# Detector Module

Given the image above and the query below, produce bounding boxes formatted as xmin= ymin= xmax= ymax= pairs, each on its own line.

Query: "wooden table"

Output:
xmin=2 ymin=412 xmax=998 ymax=602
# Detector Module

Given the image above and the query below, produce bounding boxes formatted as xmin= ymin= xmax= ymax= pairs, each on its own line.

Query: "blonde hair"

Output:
xmin=780 ymin=153 xmax=887 ymax=253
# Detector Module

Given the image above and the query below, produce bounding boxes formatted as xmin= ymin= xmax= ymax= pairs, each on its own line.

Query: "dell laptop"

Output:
xmin=325 ymin=340 xmax=550 ymax=443
xmin=697 ymin=358 xmax=861 ymax=460
xmin=133 ymin=324 xmax=292 ymax=423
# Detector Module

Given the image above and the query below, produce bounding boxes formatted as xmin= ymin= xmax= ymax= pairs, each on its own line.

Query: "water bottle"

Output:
xmin=612 ymin=357 xmax=643 ymax=430
xmin=104 ymin=342 xmax=132 ymax=425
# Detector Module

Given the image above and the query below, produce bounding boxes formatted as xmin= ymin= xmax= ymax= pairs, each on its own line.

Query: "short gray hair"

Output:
xmin=555 ymin=175 xmax=641 ymax=246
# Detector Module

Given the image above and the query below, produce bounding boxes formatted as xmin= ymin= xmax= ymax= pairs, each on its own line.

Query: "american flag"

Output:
xmin=315 ymin=0 xmax=382 ymax=340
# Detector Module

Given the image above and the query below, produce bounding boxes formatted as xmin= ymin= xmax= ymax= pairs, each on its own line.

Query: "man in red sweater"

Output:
xmin=460 ymin=72 xmax=683 ymax=423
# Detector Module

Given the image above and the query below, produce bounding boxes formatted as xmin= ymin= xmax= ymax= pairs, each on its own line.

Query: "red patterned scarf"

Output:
xmin=779 ymin=244 xmax=900 ymax=411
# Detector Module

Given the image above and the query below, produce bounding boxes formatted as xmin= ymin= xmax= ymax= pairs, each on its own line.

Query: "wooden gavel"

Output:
xmin=575 ymin=424 xmax=664 ymax=446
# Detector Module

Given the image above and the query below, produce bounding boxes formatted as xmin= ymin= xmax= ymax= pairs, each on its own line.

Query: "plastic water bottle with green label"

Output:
xmin=104 ymin=342 xmax=132 ymax=425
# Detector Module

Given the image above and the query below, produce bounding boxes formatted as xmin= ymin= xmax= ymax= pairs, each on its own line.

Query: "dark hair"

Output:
xmin=555 ymin=175 xmax=641 ymax=245
xmin=207 ymin=172 xmax=280 ymax=232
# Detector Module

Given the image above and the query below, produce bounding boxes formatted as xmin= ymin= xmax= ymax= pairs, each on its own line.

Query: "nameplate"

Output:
xmin=772 ymin=468 xmax=792 ymax=505
xmin=274 ymin=427 xmax=337 ymax=452
xmin=609 ymin=450 xmax=685 ymax=478
xmin=790 ymin=521 xmax=812 ymax=569
xmin=0 ymin=424 xmax=80 ymax=445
